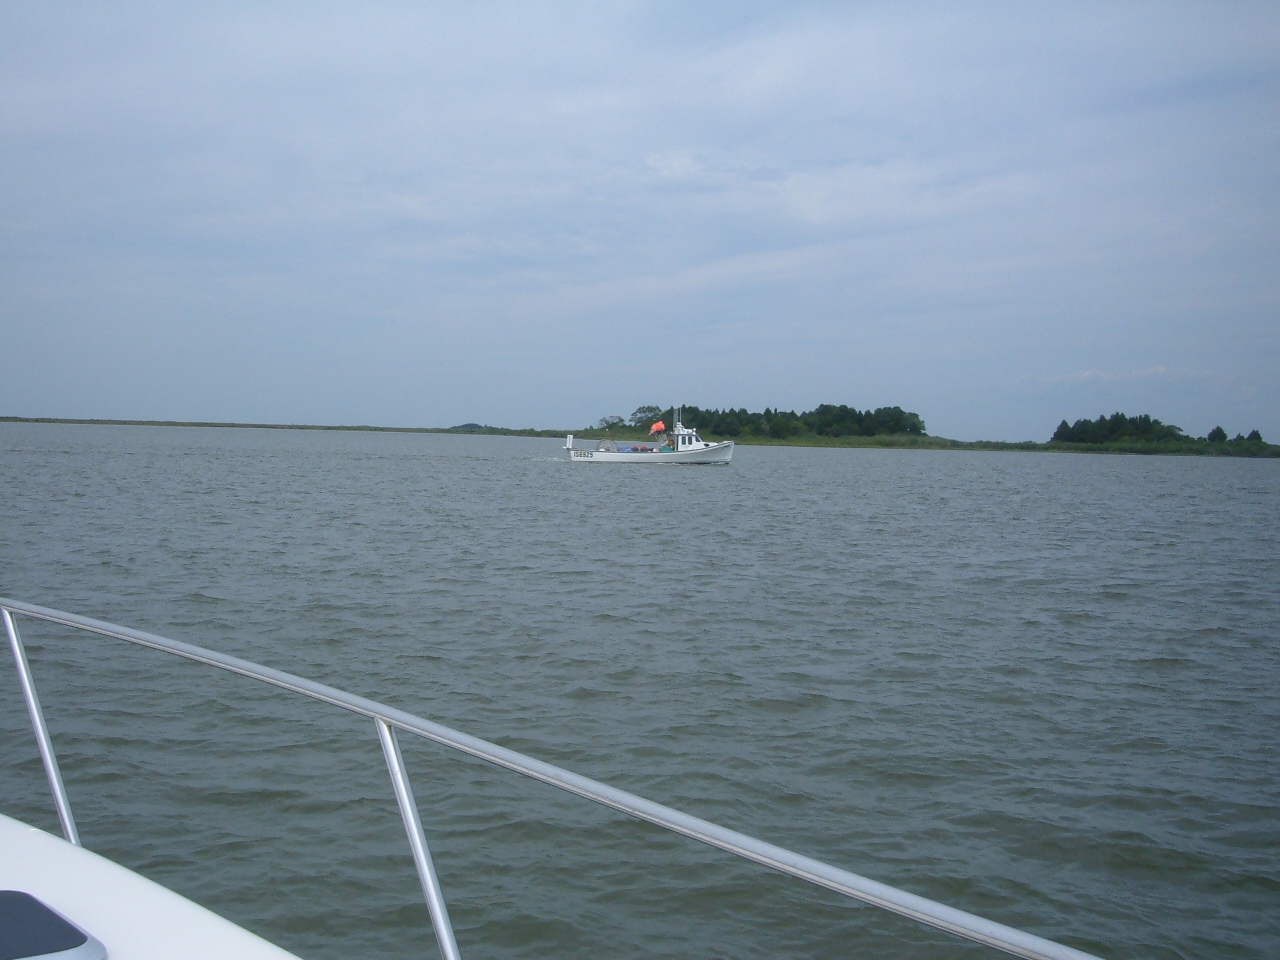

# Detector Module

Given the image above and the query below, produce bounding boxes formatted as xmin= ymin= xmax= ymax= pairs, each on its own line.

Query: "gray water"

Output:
xmin=1 ymin=422 xmax=1277 ymax=960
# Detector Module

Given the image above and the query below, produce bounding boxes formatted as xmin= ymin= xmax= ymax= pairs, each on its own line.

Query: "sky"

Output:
xmin=1 ymin=3 xmax=1277 ymax=441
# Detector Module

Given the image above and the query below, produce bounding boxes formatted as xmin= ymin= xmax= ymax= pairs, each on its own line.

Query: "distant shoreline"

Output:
xmin=0 ymin=415 xmax=566 ymax=438
xmin=3 ymin=415 xmax=1277 ymax=457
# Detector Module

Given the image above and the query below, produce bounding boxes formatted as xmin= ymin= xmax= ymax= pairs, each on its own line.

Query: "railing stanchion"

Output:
xmin=377 ymin=717 xmax=463 ymax=960
xmin=3 ymin=607 xmax=80 ymax=845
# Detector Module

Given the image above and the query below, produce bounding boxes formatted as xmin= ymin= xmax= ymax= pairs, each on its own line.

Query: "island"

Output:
xmin=579 ymin=406 xmax=1278 ymax=457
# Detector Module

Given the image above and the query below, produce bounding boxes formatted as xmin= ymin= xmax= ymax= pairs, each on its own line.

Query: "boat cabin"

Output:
xmin=668 ymin=422 xmax=711 ymax=450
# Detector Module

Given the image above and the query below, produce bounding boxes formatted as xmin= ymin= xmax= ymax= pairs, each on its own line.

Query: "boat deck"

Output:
xmin=0 ymin=813 xmax=302 ymax=960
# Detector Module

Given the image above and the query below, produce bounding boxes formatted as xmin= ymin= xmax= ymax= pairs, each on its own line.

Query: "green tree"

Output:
xmin=629 ymin=405 xmax=663 ymax=428
xmin=1051 ymin=413 xmax=1184 ymax=444
xmin=597 ymin=401 xmax=929 ymax=439
xmin=597 ymin=415 xmax=625 ymax=431
xmin=1207 ymin=426 xmax=1227 ymax=443
xmin=1248 ymin=429 xmax=1263 ymax=442
xmin=768 ymin=414 xmax=801 ymax=438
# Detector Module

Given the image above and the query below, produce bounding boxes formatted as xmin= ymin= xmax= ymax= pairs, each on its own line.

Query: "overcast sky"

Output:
xmin=2 ymin=3 xmax=1277 ymax=440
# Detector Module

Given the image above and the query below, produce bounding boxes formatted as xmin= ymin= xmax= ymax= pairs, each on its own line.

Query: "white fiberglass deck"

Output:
xmin=0 ymin=813 xmax=302 ymax=960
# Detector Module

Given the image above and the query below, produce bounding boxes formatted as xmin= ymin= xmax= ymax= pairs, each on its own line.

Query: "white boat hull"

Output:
xmin=1 ymin=814 xmax=303 ymax=960
xmin=567 ymin=441 xmax=733 ymax=464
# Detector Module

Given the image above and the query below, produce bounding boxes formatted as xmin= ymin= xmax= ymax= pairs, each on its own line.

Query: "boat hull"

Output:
xmin=567 ymin=442 xmax=733 ymax=464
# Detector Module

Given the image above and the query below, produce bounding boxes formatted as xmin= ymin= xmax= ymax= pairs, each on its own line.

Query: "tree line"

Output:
xmin=598 ymin=404 xmax=927 ymax=439
xmin=1051 ymin=412 xmax=1264 ymax=445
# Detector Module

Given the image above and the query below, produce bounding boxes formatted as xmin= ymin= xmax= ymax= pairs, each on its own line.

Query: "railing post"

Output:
xmin=376 ymin=717 xmax=463 ymax=960
xmin=3 ymin=607 xmax=80 ymax=845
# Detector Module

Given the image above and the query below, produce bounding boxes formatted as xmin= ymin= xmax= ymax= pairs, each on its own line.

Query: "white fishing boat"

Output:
xmin=565 ymin=420 xmax=733 ymax=464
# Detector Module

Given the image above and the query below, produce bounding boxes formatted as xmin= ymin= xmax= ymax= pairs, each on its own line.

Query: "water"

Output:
xmin=1 ymin=422 xmax=1277 ymax=960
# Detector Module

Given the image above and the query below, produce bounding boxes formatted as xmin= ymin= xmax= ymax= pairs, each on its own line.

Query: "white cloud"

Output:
xmin=1 ymin=2 xmax=1278 ymax=437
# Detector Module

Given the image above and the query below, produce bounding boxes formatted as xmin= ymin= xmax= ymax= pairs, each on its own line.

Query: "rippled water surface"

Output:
xmin=2 ymin=423 xmax=1277 ymax=960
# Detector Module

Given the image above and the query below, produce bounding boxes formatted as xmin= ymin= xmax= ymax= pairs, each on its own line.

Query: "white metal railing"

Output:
xmin=2 ymin=598 xmax=1104 ymax=960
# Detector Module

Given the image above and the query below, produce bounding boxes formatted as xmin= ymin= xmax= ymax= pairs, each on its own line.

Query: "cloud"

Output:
xmin=1036 ymin=366 xmax=1187 ymax=385
xmin=1 ymin=3 xmax=1278 ymax=437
